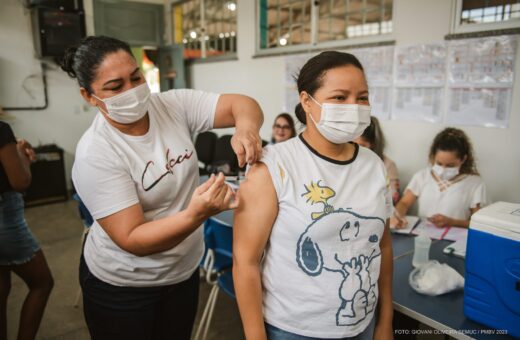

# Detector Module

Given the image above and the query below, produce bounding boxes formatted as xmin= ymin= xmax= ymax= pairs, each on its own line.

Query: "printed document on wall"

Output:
xmin=447 ymin=87 xmax=512 ymax=128
xmin=392 ymin=87 xmax=443 ymax=123
xmin=392 ymin=43 xmax=446 ymax=123
xmin=447 ymin=35 xmax=517 ymax=128
xmin=348 ymin=46 xmax=394 ymax=120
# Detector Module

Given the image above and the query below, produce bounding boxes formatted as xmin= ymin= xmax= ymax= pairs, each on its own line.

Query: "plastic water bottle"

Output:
xmin=412 ymin=234 xmax=432 ymax=268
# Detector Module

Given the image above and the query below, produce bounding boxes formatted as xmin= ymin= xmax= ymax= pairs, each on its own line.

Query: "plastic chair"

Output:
xmin=209 ymin=135 xmax=239 ymax=175
xmin=194 ymin=218 xmax=235 ymax=340
xmin=72 ymin=193 xmax=94 ymax=307
xmin=194 ymin=131 xmax=218 ymax=175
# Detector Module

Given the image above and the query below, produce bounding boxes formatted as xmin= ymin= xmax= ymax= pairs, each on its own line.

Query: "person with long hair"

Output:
xmin=0 ymin=122 xmax=54 ymax=340
xmin=271 ymin=113 xmax=297 ymax=144
xmin=60 ymin=36 xmax=263 ymax=340
xmin=354 ymin=116 xmax=400 ymax=205
xmin=392 ymin=127 xmax=488 ymax=229
xmin=233 ymin=51 xmax=394 ymax=340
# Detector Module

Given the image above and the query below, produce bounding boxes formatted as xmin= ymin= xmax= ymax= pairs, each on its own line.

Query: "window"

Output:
xmin=172 ymin=0 xmax=237 ymax=60
xmin=94 ymin=0 xmax=164 ymax=47
xmin=453 ymin=0 xmax=520 ymax=33
xmin=317 ymin=0 xmax=392 ymax=42
xmin=258 ymin=0 xmax=393 ymax=52
xmin=259 ymin=0 xmax=312 ymax=48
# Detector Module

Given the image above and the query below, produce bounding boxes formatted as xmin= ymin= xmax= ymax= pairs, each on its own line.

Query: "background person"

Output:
xmin=271 ymin=112 xmax=296 ymax=144
xmin=0 ymin=122 xmax=54 ymax=340
xmin=354 ymin=116 xmax=400 ymax=205
xmin=392 ymin=127 xmax=488 ymax=229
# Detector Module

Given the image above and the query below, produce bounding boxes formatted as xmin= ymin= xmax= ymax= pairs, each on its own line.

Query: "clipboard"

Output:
xmin=390 ymin=216 xmax=420 ymax=234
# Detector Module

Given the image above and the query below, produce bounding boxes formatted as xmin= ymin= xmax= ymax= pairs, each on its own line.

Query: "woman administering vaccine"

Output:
xmin=392 ymin=128 xmax=487 ymax=229
xmin=60 ymin=36 xmax=263 ymax=340
xmin=234 ymin=52 xmax=393 ymax=339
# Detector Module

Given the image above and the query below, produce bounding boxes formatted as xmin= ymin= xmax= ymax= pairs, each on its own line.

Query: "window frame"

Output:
xmin=451 ymin=0 xmax=520 ymax=34
xmin=254 ymin=0 xmax=395 ymax=57
xmin=169 ymin=0 xmax=238 ymax=61
xmin=94 ymin=0 xmax=164 ymax=47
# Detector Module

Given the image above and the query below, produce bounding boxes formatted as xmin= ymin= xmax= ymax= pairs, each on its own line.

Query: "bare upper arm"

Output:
xmin=213 ymin=94 xmax=238 ymax=128
xmin=97 ymin=203 xmax=146 ymax=254
xmin=213 ymin=94 xmax=258 ymax=129
xmin=233 ymin=162 xmax=278 ymax=264
xmin=0 ymin=143 xmax=31 ymax=191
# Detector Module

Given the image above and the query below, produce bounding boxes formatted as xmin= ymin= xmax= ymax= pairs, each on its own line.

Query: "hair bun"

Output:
xmin=295 ymin=103 xmax=307 ymax=125
xmin=60 ymin=46 xmax=78 ymax=78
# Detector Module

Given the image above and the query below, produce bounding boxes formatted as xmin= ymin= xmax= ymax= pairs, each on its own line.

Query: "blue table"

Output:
xmin=391 ymin=233 xmax=416 ymax=259
xmin=392 ymin=239 xmax=515 ymax=340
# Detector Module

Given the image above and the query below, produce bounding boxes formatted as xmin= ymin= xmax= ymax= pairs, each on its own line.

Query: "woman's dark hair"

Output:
xmin=60 ymin=36 xmax=134 ymax=94
xmin=360 ymin=116 xmax=385 ymax=160
xmin=294 ymin=51 xmax=365 ymax=124
xmin=272 ymin=113 xmax=297 ymax=141
xmin=429 ymin=127 xmax=478 ymax=175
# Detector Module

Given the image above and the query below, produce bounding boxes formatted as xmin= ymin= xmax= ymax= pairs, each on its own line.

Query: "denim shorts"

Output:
xmin=0 ymin=191 xmax=40 ymax=265
xmin=265 ymin=315 xmax=376 ymax=340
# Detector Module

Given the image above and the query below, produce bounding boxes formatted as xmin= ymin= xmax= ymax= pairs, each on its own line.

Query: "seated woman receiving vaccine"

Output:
xmin=392 ymin=128 xmax=488 ymax=229
xmin=233 ymin=51 xmax=393 ymax=340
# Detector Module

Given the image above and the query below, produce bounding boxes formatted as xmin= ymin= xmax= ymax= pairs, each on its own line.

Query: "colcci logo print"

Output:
xmin=141 ymin=148 xmax=193 ymax=191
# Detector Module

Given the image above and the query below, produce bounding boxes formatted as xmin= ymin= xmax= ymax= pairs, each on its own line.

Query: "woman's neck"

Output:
xmin=107 ymin=113 xmax=150 ymax=136
xmin=302 ymin=128 xmax=355 ymax=161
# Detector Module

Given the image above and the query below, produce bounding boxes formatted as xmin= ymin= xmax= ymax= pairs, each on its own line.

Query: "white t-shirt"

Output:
xmin=260 ymin=135 xmax=392 ymax=338
xmin=72 ymin=89 xmax=219 ymax=287
xmin=406 ymin=168 xmax=488 ymax=220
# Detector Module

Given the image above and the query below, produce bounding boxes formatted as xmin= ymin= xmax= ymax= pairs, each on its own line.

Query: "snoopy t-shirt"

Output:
xmin=260 ymin=135 xmax=392 ymax=338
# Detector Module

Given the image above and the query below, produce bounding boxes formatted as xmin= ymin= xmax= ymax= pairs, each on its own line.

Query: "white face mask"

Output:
xmin=432 ymin=164 xmax=460 ymax=181
xmin=93 ymin=83 xmax=151 ymax=124
xmin=307 ymin=95 xmax=371 ymax=144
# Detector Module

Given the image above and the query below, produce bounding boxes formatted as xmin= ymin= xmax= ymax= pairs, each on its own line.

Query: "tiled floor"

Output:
xmin=5 ymin=200 xmax=243 ymax=340
xmin=6 ymin=200 xmax=443 ymax=340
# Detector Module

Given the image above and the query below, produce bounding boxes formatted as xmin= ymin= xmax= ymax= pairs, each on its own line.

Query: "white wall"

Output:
xmin=0 ymin=0 xmax=166 ymax=189
xmin=0 ymin=0 xmax=99 ymax=189
xmin=1 ymin=0 xmax=519 ymax=203
xmin=189 ymin=0 xmax=520 ymax=204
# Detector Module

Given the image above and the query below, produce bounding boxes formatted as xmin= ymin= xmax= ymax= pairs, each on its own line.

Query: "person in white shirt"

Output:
xmin=60 ymin=36 xmax=263 ymax=340
xmin=233 ymin=51 xmax=394 ymax=340
xmin=392 ymin=127 xmax=488 ymax=229
xmin=354 ymin=116 xmax=400 ymax=205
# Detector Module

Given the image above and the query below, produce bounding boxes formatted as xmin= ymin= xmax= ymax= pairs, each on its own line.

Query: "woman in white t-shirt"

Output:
xmin=233 ymin=52 xmax=394 ymax=340
xmin=392 ymin=128 xmax=488 ymax=229
xmin=354 ymin=116 xmax=401 ymax=205
xmin=60 ymin=36 xmax=263 ymax=340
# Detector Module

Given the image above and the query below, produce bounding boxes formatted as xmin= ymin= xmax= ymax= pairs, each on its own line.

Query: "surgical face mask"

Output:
xmin=93 ymin=83 xmax=151 ymax=124
xmin=432 ymin=164 xmax=460 ymax=181
xmin=307 ymin=95 xmax=371 ymax=144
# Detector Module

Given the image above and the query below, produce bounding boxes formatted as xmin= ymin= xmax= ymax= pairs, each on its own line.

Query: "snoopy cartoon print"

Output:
xmin=296 ymin=180 xmax=385 ymax=326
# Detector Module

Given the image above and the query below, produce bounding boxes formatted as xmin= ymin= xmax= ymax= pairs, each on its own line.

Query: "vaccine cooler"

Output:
xmin=464 ymin=201 xmax=520 ymax=337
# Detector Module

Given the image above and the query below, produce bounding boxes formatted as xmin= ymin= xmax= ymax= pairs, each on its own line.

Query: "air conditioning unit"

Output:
xmin=31 ymin=6 xmax=86 ymax=58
